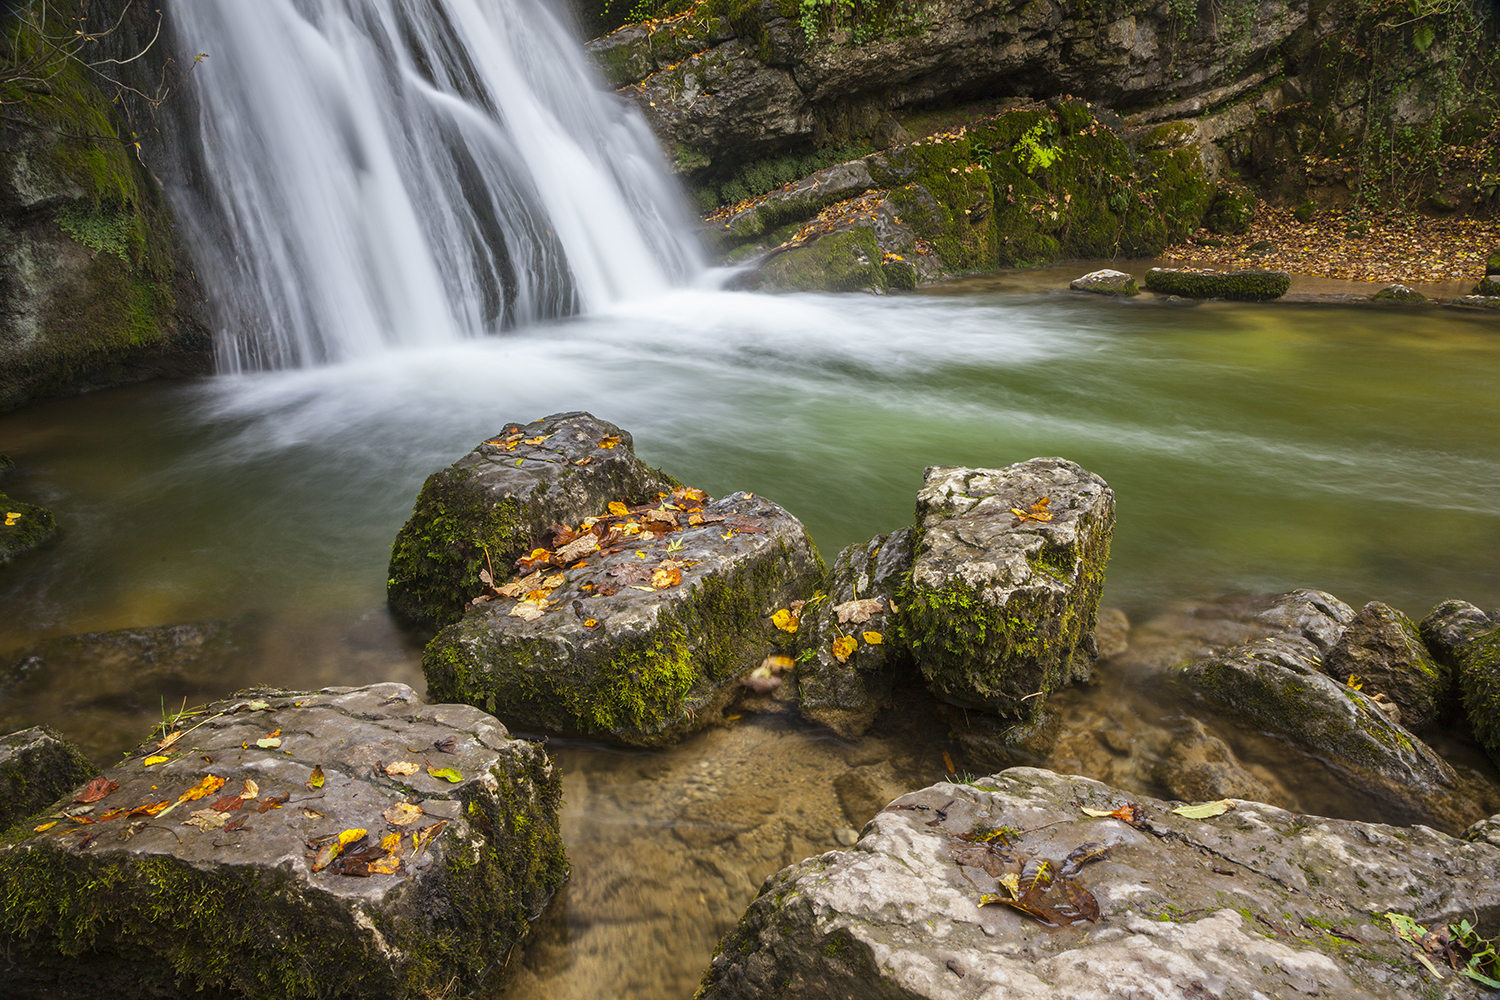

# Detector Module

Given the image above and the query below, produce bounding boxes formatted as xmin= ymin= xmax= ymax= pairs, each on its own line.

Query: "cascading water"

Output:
xmin=164 ymin=0 xmax=702 ymax=371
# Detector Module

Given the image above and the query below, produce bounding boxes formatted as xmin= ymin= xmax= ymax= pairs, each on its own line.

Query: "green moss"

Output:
xmin=1472 ymin=276 xmax=1500 ymax=297
xmin=1459 ymin=629 xmax=1500 ymax=766
xmin=1205 ymin=185 xmax=1257 ymax=236
xmin=757 ymin=227 xmax=887 ymax=293
xmin=1144 ymin=268 xmax=1290 ymax=301
xmin=882 ymin=258 xmax=918 ymax=291
xmin=0 ymin=496 xmax=58 ymax=565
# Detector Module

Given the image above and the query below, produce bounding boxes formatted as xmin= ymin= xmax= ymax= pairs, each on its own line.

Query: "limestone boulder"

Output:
xmin=1454 ymin=626 xmax=1500 ymax=769
xmin=0 ymin=726 xmax=98 ymax=833
xmin=796 ymin=528 xmax=915 ymax=738
xmin=1112 ymin=589 xmax=1354 ymax=674
xmin=1069 ymin=269 xmax=1139 ymax=296
xmin=1371 ymin=283 xmax=1427 ymax=302
xmin=1321 ymin=601 xmax=1452 ymax=732
xmin=387 ymin=412 xmax=678 ymax=629
xmin=699 ymin=767 xmax=1500 ymax=1000
xmin=1422 ymin=599 xmax=1497 ymax=670
xmin=900 ymin=459 xmax=1114 ymax=718
xmin=0 ymin=683 xmax=566 ymax=1000
xmin=424 ymin=490 xmax=822 ymax=747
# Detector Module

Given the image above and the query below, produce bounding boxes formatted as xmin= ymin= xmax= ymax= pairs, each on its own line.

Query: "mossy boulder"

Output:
xmin=1070 ymin=269 xmax=1139 ymax=296
xmin=796 ymin=528 xmax=916 ymax=739
xmin=899 ymin=459 xmax=1114 ymax=719
xmin=1371 ymin=283 xmax=1427 ymax=302
xmin=1419 ymin=599 xmax=1495 ymax=672
xmin=1454 ymin=627 xmax=1500 ymax=769
xmin=1321 ymin=601 xmax=1452 ymax=732
xmin=1145 ymin=268 xmax=1291 ymax=301
xmin=0 ymin=495 xmax=56 ymax=564
xmin=755 ymin=227 xmax=887 ymax=293
xmin=1487 ymin=248 xmax=1500 ymax=275
xmin=0 ymin=726 xmax=98 ymax=834
xmin=424 ymin=491 xmax=822 ymax=747
xmin=387 ymin=412 xmax=677 ymax=630
xmin=0 ymin=683 xmax=567 ymax=1000
xmin=1204 ymin=184 xmax=1257 ymax=235
xmin=1175 ymin=629 xmax=1481 ymax=830
xmin=714 ymin=158 xmax=875 ymax=248
xmin=1471 ymin=276 xmax=1500 ymax=296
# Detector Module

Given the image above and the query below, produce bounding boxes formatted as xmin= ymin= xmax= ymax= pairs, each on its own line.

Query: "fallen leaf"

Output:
xmin=1080 ymin=802 xmax=1148 ymax=828
xmin=583 ymin=618 xmax=599 ymax=628
xmin=628 ymin=585 xmax=655 ymax=592
xmin=245 ymin=699 xmax=271 ymax=711
xmin=427 ymin=764 xmax=463 ymax=783
xmin=833 ymin=598 xmax=884 ymax=624
xmin=311 ymin=841 xmax=342 ymax=872
xmin=182 ymin=808 xmax=229 ymax=830
xmin=142 ymin=755 xmax=170 ymax=766
xmin=380 ymin=832 xmax=403 ymax=852
xmin=176 ymin=775 xmax=227 ymax=803
xmin=209 ymin=795 xmax=244 ymax=812
xmin=33 ymin=821 xmax=58 ymax=832
xmin=3 ymin=512 xmax=20 ymax=526
xmin=308 ymin=765 xmax=325 ymax=790
xmin=223 ymin=815 xmax=250 ymax=832
xmin=413 ymin=819 xmax=448 ymax=854
xmin=129 ymin=800 xmax=170 ymax=817
xmin=1059 ymin=879 xmax=1101 ymax=923
xmin=651 ymin=566 xmax=682 ymax=589
xmin=302 ymin=807 xmax=323 ymax=818
xmin=383 ymin=802 xmax=425 ymax=826
xmin=598 ymin=436 xmax=622 ymax=449
xmin=509 ymin=600 xmax=546 ymax=622
xmin=771 ymin=608 xmax=800 ymax=633
xmin=74 ymin=777 xmax=120 ymax=804
xmin=434 ymin=736 xmax=459 ymax=754
xmin=258 ymin=794 xmax=288 ymax=813
xmin=608 ymin=501 xmax=630 ymax=517
xmin=256 ymin=737 xmax=282 ymax=749
xmin=240 ymin=779 xmax=259 ymax=800
xmin=832 ymin=635 xmax=858 ymax=663
xmin=517 ymin=547 xmax=554 ymax=572
xmin=863 ymin=631 xmax=883 ymax=645
xmin=1347 ymin=674 xmax=1364 ymax=691
xmin=1171 ymin=799 xmax=1236 ymax=819
xmin=554 ymin=534 xmax=600 ymax=564
xmin=97 ymin=807 xmax=128 ymax=821
xmin=522 ymin=434 xmax=553 ymax=445
xmin=367 ymin=853 xmax=403 ymax=875
xmin=156 ymin=730 xmax=184 ymax=752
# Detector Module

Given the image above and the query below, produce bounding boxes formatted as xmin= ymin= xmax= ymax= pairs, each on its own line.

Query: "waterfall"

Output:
xmin=165 ymin=0 xmax=701 ymax=371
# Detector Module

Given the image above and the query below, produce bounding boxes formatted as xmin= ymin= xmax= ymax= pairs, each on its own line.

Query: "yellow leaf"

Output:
xmin=598 ymin=436 xmax=622 ymax=449
xmin=33 ymin=821 xmax=58 ymax=832
xmin=863 ymin=631 xmax=883 ymax=645
xmin=771 ymin=608 xmax=800 ymax=633
xmin=338 ymin=827 xmax=368 ymax=847
xmin=832 ymin=635 xmax=858 ymax=663
xmin=651 ymin=565 xmax=682 ymax=589
xmin=384 ymin=761 xmax=419 ymax=776
xmin=608 ymin=501 xmax=630 ymax=517
xmin=382 ymin=802 xmax=425 ymax=827
xmin=1171 ymin=799 xmax=1236 ymax=819
xmin=367 ymin=853 xmax=402 ymax=875
xmin=176 ymin=775 xmax=226 ymax=803
xmin=241 ymin=779 xmax=259 ymax=800
xmin=3 ymin=512 xmax=20 ymax=526
xmin=143 ymin=755 xmax=169 ymax=766
xmin=255 ymin=737 xmax=282 ymax=748
xmin=522 ymin=434 xmax=553 ymax=445
xmin=583 ymin=618 xmax=599 ymax=628
xmin=1347 ymin=674 xmax=1364 ymax=691
xmin=308 ymin=765 xmax=325 ymax=789
xmin=380 ymin=832 xmax=403 ymax=853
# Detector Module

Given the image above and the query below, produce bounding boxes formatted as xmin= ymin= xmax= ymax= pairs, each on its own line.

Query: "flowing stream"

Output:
xmin=2 ymin=1 xmax=1500 ymax=997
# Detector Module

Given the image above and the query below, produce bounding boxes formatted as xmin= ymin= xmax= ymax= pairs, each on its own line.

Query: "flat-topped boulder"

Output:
xmin=1144 ymin=267 xmax=1290 ymax=300
xmin=0 ymin=726 xmax=98 ymax=833
xmin=0 ymin=493 xmax=56 ymax=565
xmin=1069 ymin=269 xmax=1138 ymax=296
xmin=698 ymin=767 xmax=1500 ymax=1000
xmin=388 ymin=412 xmax=678 ymax=628
xmin=796 ymin=528 xmax=915 ymax=738
xmin=0 ymin=683 xmax=566 ymax=1000
xmin=900 ymin=459 xmax=1114 ymax=719
xmin=424 ymin=489 xmax=822 ymax=746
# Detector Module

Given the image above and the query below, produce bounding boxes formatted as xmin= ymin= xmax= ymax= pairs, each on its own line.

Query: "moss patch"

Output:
xmin=1144 ymin=268 xmax=1290 ymax=300
xmin=757 ymin=228 xmax=887 ymax=293
xmin=1459 ymin=628 xmax=1500 ymax=767
xmin=0 ymin=496 xmax=58 ymax=565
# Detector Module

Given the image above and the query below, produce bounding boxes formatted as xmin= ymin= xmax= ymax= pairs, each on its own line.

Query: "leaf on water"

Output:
xmin=833 ymin=598 xmax=884 ymax=625
xmin=863 ymin=631 xmax=883 ymax=645
xmin=308 ymin=765 xmax=325 ymax=790
xmin=771 ymin=608 xmax=799 ymax=633
xmin=177 ymin=775 xmax=227 ymax=804
xmin=33 ymin=821 xmax=58 ymax=832
xmin=598 ymin=436 xmax=622 ymax=449
xmin=1171 ymin=799 xmax=1236 ymax=820
xmin=241 ymin=779 xmax=259 ymax=800
xmin=74 ymin=777 xmax=120 ymax=804
xmin=256 ymin=737 xmax=282 ymax=749
xmin=143 ymin=755 xmax=170 ymax=766
xmin=182 ymin=808 xmax=229 ymax=830
xmin=651 ymin=565 xmax=682 ymax=589
xmin=832 ymin=635 xmax=858 ymax=664
xmin=427 ymin=764 xmax=463 ymax=783
xmin=383 ymin=802 xmax=425 ymax=826
xmin=210 ymin=795 xmax=244 ymax=812
xmin=257 ymin=794 xmax=288 ymax=813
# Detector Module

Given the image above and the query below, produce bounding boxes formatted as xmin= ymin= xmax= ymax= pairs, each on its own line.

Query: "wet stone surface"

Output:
xmin=0 ymin=725 xmax=98 ymax=833
xmin=0 ymin=682 xmax=566 ymax=1000
xmin=698 ymin=767 xmax=1500 ymax=1000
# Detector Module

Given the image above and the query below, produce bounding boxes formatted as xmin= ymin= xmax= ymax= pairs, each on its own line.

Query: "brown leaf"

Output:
xmin=650 ymin=565 xmax=682 ymax=589
xmin=833 ymin=598 xmax=884 ymax=625
xmin=727 ymin=518 xmax=765 ymax=534
xmin=382 ymin=802 xmax=425 ymax=827
xmin=258 ymin=794 xmax=289 ymax=813
xmin=554 ymin=534 xmax=600 ymax=564
xmin=1058 ymin=879 xmax=1101 ymax=923
xmin=74 ymin=777 xmax=120 ymax=804
xmin=433 ymin=736 xmax=459 ymax=754
xmin=182 ymin=808 xmax=229 ymax=830
xmin=209 ymin=795 xmax=244 ymax=812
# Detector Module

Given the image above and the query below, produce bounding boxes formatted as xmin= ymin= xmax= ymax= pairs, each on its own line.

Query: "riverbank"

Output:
xmin=1161 ymin=203 xmax=1500 ymax=286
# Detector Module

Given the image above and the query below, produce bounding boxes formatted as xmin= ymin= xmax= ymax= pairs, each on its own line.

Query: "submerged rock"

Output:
xmin=1321 ymin=601 xmax=1451 ymax=732
xmin=387 ymin=412 xmax=678 ymax=629
xmin=1092 ymin=607 xmax=1130 ymax=660
xmin=1144 ymin=267 xmax=1290 ymax=300
xmin=796 ymin=528 xmax=915 ymax=738
xmin=424 ymin=490 xmax=821 ymax=747
xmin=1069 ymin=269 xmax=1139 ymax=296
xmin=901 ymin=460 xmax=1114 ymax=719
xmin=1371 ymin=283 xmax=1428 ymax=302
xmin=0 ymin=726 xmax=98 ymax=833
xmin=0 ymin=682 xmax=566 ymax=1000
xmin=1115 ymin=589 xmax=1353 ymax=674
xmin=697 ymin=767 xmax=1500 ymax=1000
xmin=0 ymin=494 xmax=56 ymax=564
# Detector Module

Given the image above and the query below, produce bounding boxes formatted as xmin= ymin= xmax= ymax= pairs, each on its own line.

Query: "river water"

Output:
xmin=2 ymin=265 xmax=1499 ymax=996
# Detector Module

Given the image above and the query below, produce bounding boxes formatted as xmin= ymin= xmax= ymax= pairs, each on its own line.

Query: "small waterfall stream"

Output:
xmin=165 ymin=0 xmax=701 ymax=371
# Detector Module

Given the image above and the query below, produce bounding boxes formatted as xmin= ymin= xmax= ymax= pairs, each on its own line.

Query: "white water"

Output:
xmin=166 ymin=0 xmax=701 ymax=370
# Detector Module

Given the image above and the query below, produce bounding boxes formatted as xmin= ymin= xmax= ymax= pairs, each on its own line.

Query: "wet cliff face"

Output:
xmin=0 ymin=3 xmax=210 ymax=414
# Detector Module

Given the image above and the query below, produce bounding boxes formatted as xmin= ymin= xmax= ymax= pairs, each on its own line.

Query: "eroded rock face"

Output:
xmin=1322 ymin=601 xmax=1451 ymax=732
xmin=797 ymin=528 xmax=915 ymax=738
xmin=0 ymin=683 xmax=567 ymax=1000
xmin=387 ymin=412 xmax=678 ymax=629
xmin=0 ymin=726 xmax=98 ymax=833
xmin=901 ymin=460 xmax=1114 ymax=718
xmin=424 ymin=491 xmax=822 ymax=747
xmin=698 ymin=767 xmax=1500 ymax=1000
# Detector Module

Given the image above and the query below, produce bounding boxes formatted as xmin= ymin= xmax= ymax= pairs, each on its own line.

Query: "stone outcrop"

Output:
xmin=0 ymin=683 xmax=567 ymax=1000
xmin=1321 ymin=600 xmax=1451 ymax=732
xmin=1070 ymin=269 xmax=1138 ymax=296
xmin=900 ymin=459 xmax=1114 ymax=719
xmin=423 ymin=489 xmax=821 ymax=746
xmin=0 ymin=726 xmax=98 ymax=832
xmin=387 ymin=412 xmax=679 ymax=629
xmin=697 ymin=767 xmax=1500 ymax=1000
xmin=796 ymin=528 xmax=915 ymax=738
xmin=1144 ymin=267 xmax=1291 ymax=300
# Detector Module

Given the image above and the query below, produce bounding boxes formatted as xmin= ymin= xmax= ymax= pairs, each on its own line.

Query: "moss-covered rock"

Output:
xmin=1321 ymin=601 xmax=1452 ymax=732
xmin=796 ymin=528 xmax=916 ymax=739
xmin=1371 ymin=284 xmax=1427 ymax=302
xmin=0 ymin=726 xmax=98 ymax=834
xmin=1487 ymin=248 xmax=1500 ymax=276
xmin=1419 ymin=599 xmax=1495 ymax=672
xmin=387 ymin=412 xmax=678 ymax=630
xmin=1456 ymin=627 xmax=1500 ymax=769
xmin=1471 ymin=276 xmax=1500 ymax=296
xmin=755 ymin=227 xmax=887 ymax=293
xmin=881 ymin=257 xmax=918 ymax=290
xmin=1204 ymin=184 xmax=1257 ymax=235
xmin=0 ymin=495 xmax=57 ymax=564
xmin=0 ymin=683 xmax=567 ymax=1000
xmin=1144 ymin=268 xmax=1290 ymax=301
xmin=425 ymin=491 xmax=822 ymax=747
xmin=899 ymin=459 xmax=1114 ymax=720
